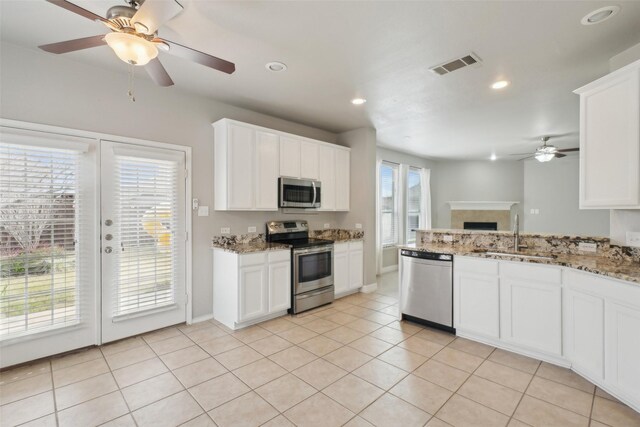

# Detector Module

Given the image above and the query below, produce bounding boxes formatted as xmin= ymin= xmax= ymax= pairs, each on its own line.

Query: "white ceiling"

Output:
xmin=2 ymin=0 xmax=640 ymax=159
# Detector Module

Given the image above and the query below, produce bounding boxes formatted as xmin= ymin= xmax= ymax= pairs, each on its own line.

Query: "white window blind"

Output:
xmin=0 ymin=143 xmax=81 ymax=339
xmin=380 ymin=162 xmax=399 ymax=246
xmin=112 ymin=154 xmax=180 ymax=317
xmin=406 ymin=167 xmax=422 ymax=243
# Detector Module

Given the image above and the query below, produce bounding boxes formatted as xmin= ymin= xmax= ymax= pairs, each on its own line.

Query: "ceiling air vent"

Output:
xmin=430 ymin=53 xmax=482 ymax=75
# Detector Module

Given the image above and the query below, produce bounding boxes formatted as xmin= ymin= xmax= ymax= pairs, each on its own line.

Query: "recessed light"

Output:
xmin=490 ymin=154 xmax=497 ymax=161
xmin=265 ymin=62 xmax=287 ymax=72
xmin=491 ymin=80 xmax=510 ymax=90
xmin=351 ymin=98 xmax=367 ymax=105
xmin=581 ymin=6 xmax=620 ymax=25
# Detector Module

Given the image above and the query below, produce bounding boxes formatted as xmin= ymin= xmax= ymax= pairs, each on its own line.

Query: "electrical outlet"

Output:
xmin=324 ymin=223 xmax=330 ymax=229
xmin=443 ymin=235 xmax=453 ymax=242
xmin=220 ymin=227 xmax=230 ymax=234
xmin=626 ymin=231 xmax=640 ymax=247
xmin=197 ymin=206 xmax=209 ymax=217
xmin=534 ymin=209 xmax=540 ymax=214
xmin=530 ymin=209 xmax=535 ymax=214
xmin=248 ymin=226 xmax=257 ymax=233
xmin=578 ymin=242 xmax=597 ymax=253
xmin=355 ymin=223 xmax=362 ymax=229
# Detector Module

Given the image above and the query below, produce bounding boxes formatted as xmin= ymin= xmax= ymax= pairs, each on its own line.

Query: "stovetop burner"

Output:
xmin=265 ymin=220 xmax=333 ymax=249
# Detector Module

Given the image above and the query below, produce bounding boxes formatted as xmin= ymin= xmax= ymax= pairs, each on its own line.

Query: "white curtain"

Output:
xmin=421 ymin=168 xmax=432 ymax=230
xmin=375 ymin=158 xmax=383 ymax=275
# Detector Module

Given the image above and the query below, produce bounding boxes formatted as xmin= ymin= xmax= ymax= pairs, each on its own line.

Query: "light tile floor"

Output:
xmin=2 ymin=272 xmax=640 ymax=427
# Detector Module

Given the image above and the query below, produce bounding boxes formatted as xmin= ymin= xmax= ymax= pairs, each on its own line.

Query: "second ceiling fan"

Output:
xmin=511 ymin=136 xmax=579 ymax=162
xmin=39 ymin=0 xmax=236 ymax=87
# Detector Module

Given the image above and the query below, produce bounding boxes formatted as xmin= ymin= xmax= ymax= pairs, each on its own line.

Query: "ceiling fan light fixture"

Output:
xmin=133 ymin=21 xmax=149 ymax=34
xmin=351 ymin=98 xmax=367 ymax=105
xmin=104 ymin=32 xmax=158 ymax=66
xmin=535 ymin=152 xmax=555 ymax=162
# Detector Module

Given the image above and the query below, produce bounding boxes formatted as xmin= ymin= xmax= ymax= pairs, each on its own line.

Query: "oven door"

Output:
xmin=279 ymin=178 xmax=321 ymax=208
xmin=293 ymin=246 xmax=333 ymax=294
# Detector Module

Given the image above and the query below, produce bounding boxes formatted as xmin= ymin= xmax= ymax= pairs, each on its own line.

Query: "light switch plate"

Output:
xmin=355 ymin=223 xmax=363 ymax=229
xmin=324 ymin=223 xmax=330 ymax=229
xmin=626 ymin=231 xmax=640 ymax=247
xmin=578 ymin=242 xmax=597 ymax=252
xmin=443 ymin=235 xmax=453 ymax=242
xmin=197 ymin=206 xmax=209 ymax=217
xmin=220 ymin=227 xmax=230 ymax=234
xmin=248 ymin=226 xmax=257 ymax=233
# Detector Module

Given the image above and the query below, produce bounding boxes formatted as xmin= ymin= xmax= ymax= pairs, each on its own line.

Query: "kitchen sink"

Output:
xmin=483 ymin=251 xmax=556 ymax=260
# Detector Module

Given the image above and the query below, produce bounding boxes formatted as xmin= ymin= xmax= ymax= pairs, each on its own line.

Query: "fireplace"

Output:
xmin=464 ymin=221 xmax=498 ymax=231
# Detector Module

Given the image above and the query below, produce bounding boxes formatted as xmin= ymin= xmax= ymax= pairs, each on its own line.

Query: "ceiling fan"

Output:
xmin=511 ymin=136 xmax=579 ymax=162
xmin=38 ymin=0 xmax=235 ymax=87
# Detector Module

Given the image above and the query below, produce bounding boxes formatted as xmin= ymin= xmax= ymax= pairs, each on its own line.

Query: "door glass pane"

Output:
xmin=113 ymin=155 xmax=179 ymax=316
xmin=380 ymin=162 xmax=398 ymax=245
xmin=0 ymin=143 xmax=80 ymax=338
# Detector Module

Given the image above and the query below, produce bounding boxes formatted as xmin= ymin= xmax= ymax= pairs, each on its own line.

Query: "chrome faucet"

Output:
xmin=513 ymin=214 xmax=527 ymax=252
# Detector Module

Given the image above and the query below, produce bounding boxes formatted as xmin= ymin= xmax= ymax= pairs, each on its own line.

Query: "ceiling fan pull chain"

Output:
xmin=128 ymin=63 xmax=136 ymax=102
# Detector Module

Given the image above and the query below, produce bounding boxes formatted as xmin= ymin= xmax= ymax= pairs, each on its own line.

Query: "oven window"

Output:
xmin=299 ymin=251 xmax=332 ymax=283
xmin=283 ymin=184 xmax=314 ymax=203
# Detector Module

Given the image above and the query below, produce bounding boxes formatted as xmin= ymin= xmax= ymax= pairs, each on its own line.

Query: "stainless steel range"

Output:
xmin=266 ymin=220 xmax=334 ymax=314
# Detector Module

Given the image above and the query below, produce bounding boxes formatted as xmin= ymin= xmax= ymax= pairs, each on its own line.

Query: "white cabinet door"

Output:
xmin=454 ymin=271 xmax=500 ymax=339
xmin=565 ymin=288 xmax=605 ymax=381
xmin=605 ymin=300 xmax=640 ymax=404
xmin=577 ymin=64 xmax=640 ymax=208
xmin=269 ymin=260 xmax=291 ymax=312
xmin=280 ymin=136 xmax=301 ymax=178
xmin=348 ymin=246 xmax=364 ymax=290
xmin=255 ymin=131 xmax=279 ymax=210
xmin=333 ymin=243 xmax=349 ymax=295
xmin=335 ymin=149 xmax=350 ymax=211
xmin=300 ymin=141 xmax=319 ymax=179
xmin=238 ymin=265 xmax=268 ymax=322
xmin=227 ymin=123 xmax=255 ymax=210
xmin=500 ymin=277 xmax=562 ymax=356
xmin=317 ymin=145 xmax=335 ymax=211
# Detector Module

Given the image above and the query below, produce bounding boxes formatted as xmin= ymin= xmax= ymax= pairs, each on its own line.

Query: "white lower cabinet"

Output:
xmin=605 ymin=300 xmax=640 ymax=406
xmin=213 ymin=249 xmax=291 ymax=329
xmin=454 ymin=261 xmax=500 ymax=339
xmin=334 ymin=241 xmax=363 ymax=296
xmin=500 ymin=262 xmax=563 ymax=357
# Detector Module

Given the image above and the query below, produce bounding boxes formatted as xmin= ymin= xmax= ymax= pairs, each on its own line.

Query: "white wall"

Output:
xmin=523 ymin=156 xmax=609 ymax=236
xmin=431 ymin=160 xmax=524 ymax=229
xmin=337 ymin=128 xmax=377 ymax=287
xmin=0 ymin=42 xmax=345 ymax=319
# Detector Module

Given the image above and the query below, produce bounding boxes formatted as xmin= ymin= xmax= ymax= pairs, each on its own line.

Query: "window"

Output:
xmin=0 ymin=143 xmax=82 ymax=338
xmin=380 ymin=162 xmax=399 ymax=246
xmin=406 ymin=167 xmax=422 ymax=243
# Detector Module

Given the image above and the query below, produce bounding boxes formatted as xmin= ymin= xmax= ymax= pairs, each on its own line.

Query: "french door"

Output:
xmin=100 ymin=140 xmax=187 ymax=343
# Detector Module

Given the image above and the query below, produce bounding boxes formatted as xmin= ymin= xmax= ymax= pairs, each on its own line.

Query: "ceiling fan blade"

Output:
xmin=156 ymin=38 xmax=236 ymax=74
xmin=145 ymin=58 xmax=174 ymax=87
xmin=45 ymin=0 xmax=108 ymax=23
xmin=518 ymin=156 xmax=535 ymax=161
xmin=509 ymin=153 xmax=534 ymax=156
xmin=132 ymin=0 xmax=184 ymax=35
xmin=39 ymin=35 xmax=106 ymax=54
xmin=554 ymin=153 xmax=567 ymax=159
xmin=556 ymin=148 xmax=579 ymax=153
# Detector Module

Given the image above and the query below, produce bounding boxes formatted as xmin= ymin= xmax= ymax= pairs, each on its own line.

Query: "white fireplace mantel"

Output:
xmin=447 ymin=201 xmax=520 ymax=211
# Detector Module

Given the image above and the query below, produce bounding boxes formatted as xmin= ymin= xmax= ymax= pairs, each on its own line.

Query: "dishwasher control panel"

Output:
xmin=401 ymin=249 xmax=452 ymax=261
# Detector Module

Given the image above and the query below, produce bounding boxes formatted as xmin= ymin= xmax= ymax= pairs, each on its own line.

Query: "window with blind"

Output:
xmin=0 ymin=143 xmax=81 ymax=338
xmin=112 ymin=153 xmax=180 ymax=317
xmin=406 ymin=167 xmax=422 ymax=243
xmin=380 ymin=162 xmax=399 ymax=246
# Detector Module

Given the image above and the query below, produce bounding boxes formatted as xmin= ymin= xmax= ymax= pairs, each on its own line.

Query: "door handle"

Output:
xmin=312 ymin=181 xmax=317 ymax=206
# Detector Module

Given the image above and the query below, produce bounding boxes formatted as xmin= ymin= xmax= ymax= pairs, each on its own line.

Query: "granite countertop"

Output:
xmin=398 ymin=243 xmax=640 ymax=285
xmin=211 ymin=242 xmax=291 ymax=254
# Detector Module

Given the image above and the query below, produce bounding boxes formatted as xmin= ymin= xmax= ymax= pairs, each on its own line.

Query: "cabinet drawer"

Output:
xmin=334 ymin=242 xmax=348 ymax=254
xmin=349 ymin=241 xmax=363 ymax=251
xmin=268 ymin=250 xmax=291 ymax=263
xmin=239 ymin=252 xmax=267 ymax=267
xmin=500 ymin=261 xmax=561 ymax=285
xmin=455 ymin=256 xmax=498 ymax=275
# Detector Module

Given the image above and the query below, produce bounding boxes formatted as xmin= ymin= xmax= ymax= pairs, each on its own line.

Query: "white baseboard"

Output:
xmin=361 ymin=282 xmax=378 ymax=293
xmin=380 ymin=265 xmax=398 ymax=274
xmin=190 ymin=313 xmax=214 ymax=325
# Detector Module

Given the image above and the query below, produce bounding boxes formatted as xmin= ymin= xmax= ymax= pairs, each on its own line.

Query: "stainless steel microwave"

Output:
xmin=279 ymin=177 xmax=321 ymax=209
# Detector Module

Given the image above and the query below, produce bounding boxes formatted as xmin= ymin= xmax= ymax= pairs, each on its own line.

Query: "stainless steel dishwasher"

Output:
xmin=400 ymin=249 xmax=454 ymax=333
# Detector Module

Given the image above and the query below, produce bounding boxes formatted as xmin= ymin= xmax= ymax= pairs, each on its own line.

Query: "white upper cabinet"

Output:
xmin=317 ymin=145 xmax=336 ymax=211
xmin=335 ymin=148 xmax=350 ymax=211
xmin=575 ymin=60 xmax=640 ymax=208
xmin=214 ymin=119 xmax=279 ymax=211
xmin=279 ymin=136 xmax=302 ymax=178
xmin=300 ymin=141 xmax=319 ymax=179
xmin=214 ymin=118 xmax=350 ymax=212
